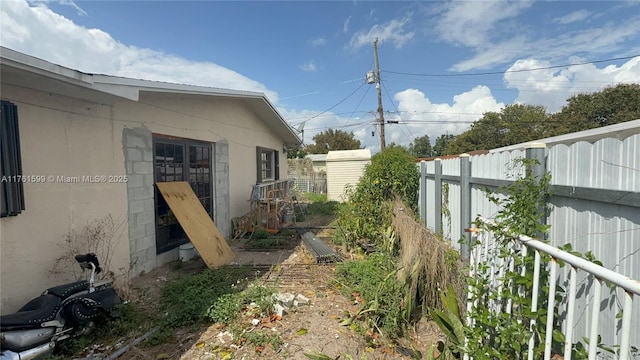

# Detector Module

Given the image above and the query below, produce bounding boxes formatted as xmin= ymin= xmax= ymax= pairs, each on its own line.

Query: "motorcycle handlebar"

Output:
xmin=75 ymin=253 xmax=102 ymax=274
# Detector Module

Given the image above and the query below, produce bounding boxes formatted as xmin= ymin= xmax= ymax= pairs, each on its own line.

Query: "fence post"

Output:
xmin=525 ymin=143 xmax=547 ymax=240
xmin=434 ymin=158 xmax=443 ymax=236
xmin=419 ymin=161 xmax=428 ymax=225
xmin=460 ymin=154 xmax=471 ymax=260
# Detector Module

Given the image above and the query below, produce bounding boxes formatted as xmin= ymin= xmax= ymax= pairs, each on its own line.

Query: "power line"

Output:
xmin=290 ymin=82 xmax=365 ymax=126
xmin=382 ymin=55 xmax=640 ymax=78
xmin=380 ymin=79 xmax=416 ymax=143
xmin=339 ymin=83 xmax=371 ymax=132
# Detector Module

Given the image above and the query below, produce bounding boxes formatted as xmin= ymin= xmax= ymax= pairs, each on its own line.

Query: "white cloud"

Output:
xmin=347 ymin=14 xmax=414 ymax=50
xmin=435 ymin=1 xmax=640 ymax=72
xmin=58 ymin=0 xmax=87 ymax=16
xmin=299 ymin=61 xmax=317 ymax=72
xmin=553 ymin=10 xmax=592 ymax=25
xmin=309 ymin=37 xmax=327 ymax=47
xmin=505 ymin=56 xmax=640 ymax=112
xmin=279 ymin=85 xmax=506 ymax=153
xmin=435 ymin=1 xmax=533 ymax=48
xmin=343 ymin=16 xmax=351 ymax=33
xmin=0 ymin=0 xmax=278 ymax=102
xmin=392 ymin=86 xmax=505 ymax=141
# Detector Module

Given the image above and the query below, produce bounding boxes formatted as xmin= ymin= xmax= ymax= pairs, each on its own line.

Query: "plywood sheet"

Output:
xmin=156 ymin=182 xmax=235 ymax=268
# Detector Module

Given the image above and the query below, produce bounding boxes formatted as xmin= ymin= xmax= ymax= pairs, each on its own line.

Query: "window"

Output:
xmin=256 ymin=147 xmax=279 ymax=183
xmin=1 ymin=100 xmax=25 ymax=217
xmin=154 ymin=136 xmax=213 ymax=254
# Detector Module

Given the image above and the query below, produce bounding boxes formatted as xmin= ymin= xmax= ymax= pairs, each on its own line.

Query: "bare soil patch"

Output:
xmin=112 ymin=214 xmax=441 ymax=359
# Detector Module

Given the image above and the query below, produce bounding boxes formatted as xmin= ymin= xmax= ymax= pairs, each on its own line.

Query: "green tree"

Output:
xmin=444 ymin=104 xmax=549 ymax=154
xmin=305 ymin=128 xmax=362 ymax=154
xmin=408 ymin=135 xmax=433 ymax=158
xmin=286 ymin=146 xmax=307 ymax=159
xmin=547 ymin=83 xmax=640 ymax=136
xmin=433 ymin=134 xmax=455 ymax=156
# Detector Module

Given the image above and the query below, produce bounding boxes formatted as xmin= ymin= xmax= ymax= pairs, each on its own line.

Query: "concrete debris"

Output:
xmin=273 ymin=303 xmax=286 ymax=318
xmin=273 ymin=292 xmax=295 ymax=307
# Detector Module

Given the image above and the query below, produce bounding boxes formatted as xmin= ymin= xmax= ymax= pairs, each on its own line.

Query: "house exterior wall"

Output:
xmin=0 ymin=84 xmax=130 ymax=313
xmin=0 ymin=87 xmax=288 ymax=313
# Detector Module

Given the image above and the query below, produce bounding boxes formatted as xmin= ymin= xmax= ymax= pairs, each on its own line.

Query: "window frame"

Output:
xmin=256 ymin=146 xmax=279 ymax=183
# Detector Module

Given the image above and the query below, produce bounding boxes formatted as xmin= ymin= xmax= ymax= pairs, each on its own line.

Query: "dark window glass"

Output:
xmin=1 ymin=100 xmax=25 ymax=217
xmin=153 ymin=137 xmax=214 ymax=254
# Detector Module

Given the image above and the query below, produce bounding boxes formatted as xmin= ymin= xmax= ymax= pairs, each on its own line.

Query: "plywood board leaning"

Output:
xmin=156 ymin=181 xmax=235 ymax=267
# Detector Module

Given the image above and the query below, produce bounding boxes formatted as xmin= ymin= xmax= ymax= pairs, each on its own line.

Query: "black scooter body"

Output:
xmin=0 ymin=254 xmax=120 ymax=359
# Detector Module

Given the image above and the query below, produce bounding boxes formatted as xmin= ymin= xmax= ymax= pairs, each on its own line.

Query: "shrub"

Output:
xmin=336 ymin=147 xmax=419 ymax=251
xmin=159 ymin=266 xmax=253 ymax=327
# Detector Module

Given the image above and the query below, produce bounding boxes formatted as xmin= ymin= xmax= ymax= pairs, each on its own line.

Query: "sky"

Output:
xmin=1 ymin=0 xmax=639 ymax=153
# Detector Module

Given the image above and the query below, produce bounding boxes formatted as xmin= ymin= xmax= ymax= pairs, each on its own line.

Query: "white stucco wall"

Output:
xmin=0 ymin=87 xmax=289 ymax=313
xmin=0 ymin=84 xmax=130 ymax=313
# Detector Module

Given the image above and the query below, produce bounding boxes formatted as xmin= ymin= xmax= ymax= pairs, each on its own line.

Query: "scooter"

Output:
xmin=0 ymin=253 xmax=121 ymax=360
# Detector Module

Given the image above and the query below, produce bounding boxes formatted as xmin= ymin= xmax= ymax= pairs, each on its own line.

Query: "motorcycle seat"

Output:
xmin=45 ymin=280 xmax=89 ymax=298
xmin=0 ymin=294 xmax=61 ymax=329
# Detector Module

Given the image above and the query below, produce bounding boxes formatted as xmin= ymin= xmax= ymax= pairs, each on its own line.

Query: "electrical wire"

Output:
xmin=380 ymin=80 xmax=416 ymax=143
xmin=340 ymin=84 xmax=371 ymax=132
xmin=290 ymin=82 xmax=365 ymax=126
xmin=382 ymin=55 xmax=640 ymax=78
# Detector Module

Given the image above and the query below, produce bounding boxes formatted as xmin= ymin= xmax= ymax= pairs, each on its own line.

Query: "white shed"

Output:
xmin=326 ymin=149 xmax=371 ymax=202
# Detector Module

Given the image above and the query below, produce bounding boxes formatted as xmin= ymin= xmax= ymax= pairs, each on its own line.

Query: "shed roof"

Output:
xmin=326 ymin=149 xmax=371 ymax=162
xmin=0 ymin=47 xmax=302 ymax=147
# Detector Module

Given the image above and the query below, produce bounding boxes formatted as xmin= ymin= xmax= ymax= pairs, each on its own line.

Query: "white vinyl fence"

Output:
xmin=468 ymin=218 xmax=640 ymax=360
xmin=418 ymin=131 xmax=640 ymax=356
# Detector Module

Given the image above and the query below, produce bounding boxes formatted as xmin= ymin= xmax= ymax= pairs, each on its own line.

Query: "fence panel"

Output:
xmin=418 ymin=132 xmax=640 ymax=353
xmin=470 ymin=218 xmax=640 ymax=360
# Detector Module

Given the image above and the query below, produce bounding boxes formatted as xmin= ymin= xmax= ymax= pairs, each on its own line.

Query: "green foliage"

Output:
xmin=305 ymin=128 xmax=362 ymax=154
xmin=334 ymin=253 xmax=408 ymax=339
xmin=242 ymin=330 xmax=282 ymax=351
xmin=408 ymin=134 xmax=433 ymax=158
xmin=206 ymin=284 xmax=275 ymax=324
xmin=429 ymin=285 xmax=465 ymax=359
xmin=207 ymin=293 xmax=244 ymax=324
xmin=466 ymin=158 xmax=613 ymax=359
xmin=160 ymin=266 xmax=253 ymax=327
xmin=433 ymin=134 xmax=455 ymax=157
xmin=445 ymin=104 xmax=548 ymax=155
xmin=439 ymin=84 xmax=640 ymax=155
xmin=286 ymin=146 xmax=308 ymax=159
xmin=335 ymin=147 xmax=419 ymax=251
xmin=303 ymin=192 xmax=327 ymax=203
xmin=307 ymin=200 xmax=338 ymax=215
xmin=549 ymin=83 xmax=640 ymax=135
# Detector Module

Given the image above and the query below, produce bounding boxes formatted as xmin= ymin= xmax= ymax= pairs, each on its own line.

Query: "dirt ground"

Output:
xmin=112 ymin=215 xmax=442 ymax=359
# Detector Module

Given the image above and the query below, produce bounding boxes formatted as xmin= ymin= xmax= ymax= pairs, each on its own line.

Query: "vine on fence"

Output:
xmin=433 ymin=158 xmax=623 ymax=359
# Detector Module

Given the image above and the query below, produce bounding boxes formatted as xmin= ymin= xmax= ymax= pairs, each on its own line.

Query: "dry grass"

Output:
xmin=392 ymin=199 xmax=466 ymax=314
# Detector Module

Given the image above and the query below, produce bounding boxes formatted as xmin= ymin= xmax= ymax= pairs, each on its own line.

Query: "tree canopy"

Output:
xmin=305 ymin=128 xmax=362 ymax=154
xmin=547 ymin=83 xmax=640 ymax=135
xmin=408 ymin=135 xmax=433 ymax=158
xmin=444 ymin=104 xmax=548 ymax=155
xmin=442 ymin=83 xmax=640 ymax=155
xmin=433 ymin=134 xmax=455 ymax=157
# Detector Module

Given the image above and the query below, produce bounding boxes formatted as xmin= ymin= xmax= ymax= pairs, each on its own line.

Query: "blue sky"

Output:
xmin=2 ymin=1 xmax=639 ymax=152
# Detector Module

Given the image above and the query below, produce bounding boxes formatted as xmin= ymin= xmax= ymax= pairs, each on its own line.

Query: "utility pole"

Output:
xmin=373 ymin=38 xmax=386 ymax=151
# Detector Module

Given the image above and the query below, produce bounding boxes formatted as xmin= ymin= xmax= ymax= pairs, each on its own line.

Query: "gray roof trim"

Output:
xmin=0 ymin=47 xmax=301 ymax=146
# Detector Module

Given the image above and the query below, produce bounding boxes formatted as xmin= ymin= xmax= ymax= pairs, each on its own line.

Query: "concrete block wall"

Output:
xmin=214 ymin=141 xmax=230 ymax=239
xmin=122 ymin=127 xmax=156 ymax=275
